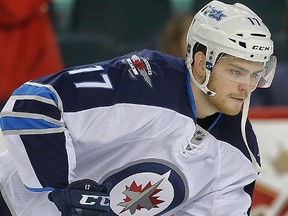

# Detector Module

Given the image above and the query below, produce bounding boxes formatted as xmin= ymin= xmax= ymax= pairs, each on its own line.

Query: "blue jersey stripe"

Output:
xmin=13 ymin=84 xmax=58 ymax=106
xmin=25 ymin=185 xmax=55 ymax=192
xmin=21 ymin=133 xmax=69 ymax=189
xmin=13 ymin=100 xmax=61 ymax=121
xmin=1 ymin=116 xmax=61 ymax=131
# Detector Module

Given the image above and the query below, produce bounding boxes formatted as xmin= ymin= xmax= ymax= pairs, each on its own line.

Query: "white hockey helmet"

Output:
xmin=186 ymin=0 xmax=277 ymax=95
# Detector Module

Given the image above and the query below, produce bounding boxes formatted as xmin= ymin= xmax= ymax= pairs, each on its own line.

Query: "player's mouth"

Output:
xmin=230 ymin=96 xmax=246 ymax=104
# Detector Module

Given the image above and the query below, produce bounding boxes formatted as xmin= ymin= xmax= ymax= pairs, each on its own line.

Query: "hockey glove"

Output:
xmin=48 ymin=179 xmax=110 ymax=216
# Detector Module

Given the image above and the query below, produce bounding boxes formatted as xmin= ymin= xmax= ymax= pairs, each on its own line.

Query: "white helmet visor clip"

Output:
xmin=258 ymin=55 xmax=277 ymax=88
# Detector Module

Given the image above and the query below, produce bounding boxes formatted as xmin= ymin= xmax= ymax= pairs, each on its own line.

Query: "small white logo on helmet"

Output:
xmin=203 ymin=5 xmax=227 ymax=21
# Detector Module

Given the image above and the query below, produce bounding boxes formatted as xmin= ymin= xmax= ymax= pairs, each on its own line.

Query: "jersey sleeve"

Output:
xmin=0 ymin=81 xmax=76 ymax=191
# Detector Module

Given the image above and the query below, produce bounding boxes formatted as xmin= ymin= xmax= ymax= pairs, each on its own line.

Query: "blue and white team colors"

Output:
xmin=0 ymin=50 xmax=259 ymax=215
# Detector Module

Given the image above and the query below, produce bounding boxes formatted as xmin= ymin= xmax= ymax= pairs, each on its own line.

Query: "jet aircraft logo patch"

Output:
xmin=100 ymin=159 xmax=188 ymax=215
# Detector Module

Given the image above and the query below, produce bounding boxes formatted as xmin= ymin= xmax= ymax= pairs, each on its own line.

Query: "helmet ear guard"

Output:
xmin=186 ymin=42 xmax=216 ymax=96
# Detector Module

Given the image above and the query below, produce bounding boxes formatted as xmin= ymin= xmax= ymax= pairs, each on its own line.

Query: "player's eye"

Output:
xmin=229 ymin=69 xmax=245 ymax=77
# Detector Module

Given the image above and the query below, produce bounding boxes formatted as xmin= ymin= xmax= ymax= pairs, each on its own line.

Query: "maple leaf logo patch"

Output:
xmin=118 ymin=179 xmax=164 ymax=214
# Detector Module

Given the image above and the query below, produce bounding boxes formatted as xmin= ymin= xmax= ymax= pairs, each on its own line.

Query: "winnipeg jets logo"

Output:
xmin=118 ymin=179 xmax=164 ymax=214
xmin=125 ymin=55 xmax=155 ymax=88
xmin=100 ymin=159 xmax=188 ymax=216
xmin=203 ymin=5 xmax=227 ymax=21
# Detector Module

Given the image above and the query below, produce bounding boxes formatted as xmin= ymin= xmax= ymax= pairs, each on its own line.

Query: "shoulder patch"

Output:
xmin=123 ymin=54 xmax=156 ymax=88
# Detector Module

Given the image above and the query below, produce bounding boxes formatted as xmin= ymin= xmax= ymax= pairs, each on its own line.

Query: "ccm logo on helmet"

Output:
xmin=252 ymin=45 xmax=270 ymax=51
xmin=79 ymin=194 xmax=110 ymax=206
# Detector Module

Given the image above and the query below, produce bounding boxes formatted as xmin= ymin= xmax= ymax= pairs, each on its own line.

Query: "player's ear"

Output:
xmin=192 ymin=51 xmax=206 ymax=83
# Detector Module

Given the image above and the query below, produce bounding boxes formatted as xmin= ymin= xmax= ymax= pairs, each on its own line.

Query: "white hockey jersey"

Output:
xmin=0 ymin=50 xmax=259 ymax=215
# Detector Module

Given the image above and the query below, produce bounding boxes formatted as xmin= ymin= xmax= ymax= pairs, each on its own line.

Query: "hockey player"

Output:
xmin=0 ymin=1 xmax=276 ymax=215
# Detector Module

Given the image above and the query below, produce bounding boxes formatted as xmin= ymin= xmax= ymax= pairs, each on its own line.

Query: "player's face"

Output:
xmin=206 ymin=55 xmax=263 ymax=115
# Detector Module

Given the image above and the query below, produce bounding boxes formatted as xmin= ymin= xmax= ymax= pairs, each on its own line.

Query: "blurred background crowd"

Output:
xmin=1 ymin=0 xmax=288 ymax=108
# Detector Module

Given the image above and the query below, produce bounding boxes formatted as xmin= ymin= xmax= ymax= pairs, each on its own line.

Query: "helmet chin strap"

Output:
xmin=190 ymin=69 xmax=216 ymax=96
xmin=186 ymin=57 xmax=216 ymax=96
xmin=241 ymin=93 xmax=262 ymax=172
